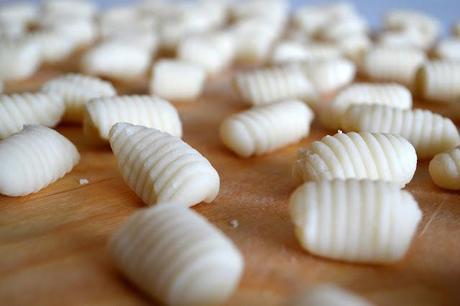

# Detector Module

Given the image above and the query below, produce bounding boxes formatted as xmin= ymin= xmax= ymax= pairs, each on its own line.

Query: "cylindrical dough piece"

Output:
xmin=434 ymin=38 xmax=460 ymax=62
xmin=41 ymin=0 xmax=97 ymax=19
xmin=429 ymin=146 xmax=460 ymax=190
xmin=0 ymin=93 xmax=65 ymax=139
xmin=150 ymin=60 xmax=206 ymax=102
xmin=109 ymin=123 xmax=219 ymax=207
xmin=416 ymin=61 xmax=460 ymax=103
xmin=0 ymin=125 xmax=80 ymax=196
xmin=292 ymin=131 xmax=417 ymax=186
xmin=234 ymin=66 xmax=316 ymax=106
xmin=0 ymin=37 xmax=41 ymax=81
xmin=41 ymin=73 xmax=116 ymax=123
xmin=342 ymin=105 xmax=460 ymax=159
xmin=109 ymin=204 xmax=244 ymax=306
xmin=360 ymin=47 xmax=426 ymax=87
xmin=84 ymin=95 xmax=182 ymax=142
xmin=288 ymin=284 xmax=373 ymax=306
xmin=29 ymin=30 xmax=78 ymax=63
xmin=290 ymin=179 xmax=422 ymax=263
xmin=220 ymin=100 xmax=314 ymax=157
xmin=321 ymin=83 xmax=412 ymax=130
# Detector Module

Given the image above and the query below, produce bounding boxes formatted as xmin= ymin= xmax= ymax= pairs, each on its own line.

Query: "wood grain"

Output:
xmin=1 ymin=66 xmax=460 ymax=306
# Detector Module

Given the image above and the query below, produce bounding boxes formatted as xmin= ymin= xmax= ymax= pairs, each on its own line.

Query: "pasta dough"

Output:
xmin=109 ymin=204 xmax=244 ymax=306
xmin=290 ymin=179 xmax=422 ymax=263
xmin=150 ymin=60 xmax=206 ymax=102
xmin=84 ymin=96 xmax=182 ymax=142
xmin=0 ymin=125 xmax=79 ymax=196
xmin=435 ymin=38 xmax=460 ymax=62
xmin=416 ymin=61 xmax=460 ymax=103
xmin=220 ymin=100 xmax=314 ymax=157
xmin=234 ymin=66 xmax=316 ymax=106
xmin=342 ymin=105 xmax=460 ymax=158
xmin=42 ymin=73 xmax=116 ymax=123
xmin=429 ymin=146 xmax=460 ymax=190
xmin=0 ymin=93 xmax=65 ymax=139
xmin=289 ymin=284 xmax=373 ymax=306
xmin=0 ymin=37 xmax=41 ymax=81
xmin=109 ymin=123 xmax=219 ymax=207
xmin=292 ymin=131 xmax=417 ymax=186
xmin=321 ymin=83 xmax=412 ymax=130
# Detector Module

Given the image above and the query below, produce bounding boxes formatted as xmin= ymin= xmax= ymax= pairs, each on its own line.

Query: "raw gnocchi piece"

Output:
xmin=360 ymin=47 xmax=426 ymax=87
xmin=270 ymin=41 xmax=310 ymax=64
xmin=84 ymin=96 xmax=182 ymax=142
xmin=109 ymin=123 xmax=218 ymax=207
xmin=288 ymin=284 xmax=373 ymax=306
xmin=429 ymin=147 xmax=460 ymax=190
xmin=41 ymin=0 xmax=97 ymax=19
xmin=0 ymin=93 xmax=65 ymax=139
xmin=150 ymin=60 xmax=206 ymax=102
xmin=376 ymin=28 xmax=428 ymax=50
xmin=0 ymin=125 xmax=79 ymax=196
xmin=29 ymin=30 xmax=78 ymax=63
xmin=416 ymin=61 xmax=460 ymax=103
xmin=434 ymin=38 xmax=460 ymax=62
xmin=321 ymin=83 xmax=412 ymax=130
xmin=234 ymin=66 xmax=316 ymax=106
xmin=292 ymin=131 xmax=417 ymax=186
xmin=40 ymin=16 xmax=97 ymax=47
xmin=342 ymin=105 xmax=460 ymax=159
xmin=0 ymin=37 xmax=41 ymax=81
xmin=81 ymin=41 xmax=151 ymax=80
xmin=290 ymin=179 xmax=422 ymax=263
xmin=334 ymin=33 xmax=371 ymax=64
xmin=0 ymin=3 xmax=38 ymax=26
xmin=220 ymin=100 xmax=314 ymax=157
xmin=41 ymin=74 xmax=116 ymax=123
xmin=317 ymin=15 xmax=369 ymax=43
xmin=109 ymin=204 xmax=244 ymax=306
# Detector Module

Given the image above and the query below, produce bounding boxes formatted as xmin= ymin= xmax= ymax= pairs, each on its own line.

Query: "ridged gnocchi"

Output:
xmin=0 ymin=93 xmax=65 ymax=139
xmin=220 ymin=100 xmax=314 ymax=157
xmin=109 ymin=204 xmax=244 ymax=306
xmin=84 ymin=96 xmax=182 ymax=142
xmin=109 ymin=123 xmax=219 ymax=207
xmin=429 ymin=146 xmax=460 ymax=190
xmin=234 ymin=66 xmax=316 ymax=106
xmin=150 ymin=60 xmax=206 ymax=102
xmin=289 ymin=284 xmax=373 ymax=306
xmin=342 ymin=105 xmax=460 ymax=158
xmin=321 ymin=83 xmax=412 ymax=130
xmin=290 ymin=179 xmax=422 ymax=263
xmin=0 ymin=37 xmax=41 ymax=81
xmin=0 ymin=125 xmax=80 ymax=196
xmin=292 ymin=131 xmax=417 ymax=186
xmin=416 ymin=61 xmax=460 ymax=103
xmin=41 ymin=74 xmax=116 ymax=123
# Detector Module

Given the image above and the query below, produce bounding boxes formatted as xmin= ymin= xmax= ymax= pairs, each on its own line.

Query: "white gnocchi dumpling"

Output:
xmin=29 ymin=30 xmax=78 ymax=63
xmin=416 ymin=61 xmax=460 ymax=103
xmin=41 ymin=73 xmax=116 ymax=123
xmin=429 ymin=146 xmax=460 ymax=190
xmin=109 ymin=204 xmax=244 ymax=306
xmin=234 ymin=66 xmax=316 ymax=106
xmin=40 ymin=16 xmax=97 ymax=48
xmin=0 ymin=3 xmax=38 ymax=27
xmin=0 ymin=93 xmax=65 ymax=139
xmin=334 ymin=33 xmax=371 ymax=64
xmin=81 ymin=41 xmax=151 ymax=80
xmin=220 ymin=100 xmax=314 ymax=157
xmin=84 ymin=95 xmax=182 ymax=142
xmin=150 ymin=60 xmax=206 ymax=102
xmin=0 ymin=37 xmax=41 ymax=81
xmin=109 ymin=123 xmax=219 ymax=207
xmin=290 ymin=179 xmax=422 ymax=263
xmin=342 ymin=105 xmax=460 ymax=159
xmin=360 ymin=47 xmax=426 ymax=87
xmin=0 ymin=125 xmax=80 ymax=196
xmin=288 ymin=284 xmax=373 ymax=306
xmin=320 ymin=83 xmax=412 ymax=130
xmin=435 ymin=38 xmax=460 ymax=62
xmin=41 ymin=0 xmax=97 ymax=19
xmin=292 ymin=131 xmax=417 ymax=186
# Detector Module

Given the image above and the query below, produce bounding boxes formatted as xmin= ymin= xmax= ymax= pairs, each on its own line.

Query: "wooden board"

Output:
xmin=1 ymin=67 xmax=460 ymax=306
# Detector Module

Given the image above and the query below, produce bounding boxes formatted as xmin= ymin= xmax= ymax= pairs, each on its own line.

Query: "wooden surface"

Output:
xmin=1 ymin=66 xmax=460 ymax=306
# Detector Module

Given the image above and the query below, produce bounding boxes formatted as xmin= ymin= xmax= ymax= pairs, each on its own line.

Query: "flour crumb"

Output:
xmin=79 ymin=178 xmax=89 ymax=185
xmin=229 ymin=219 xmax=239 ymax=228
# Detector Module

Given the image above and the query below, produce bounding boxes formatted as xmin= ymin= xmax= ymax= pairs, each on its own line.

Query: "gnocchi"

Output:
xmin=0 ymin=125 xmax=79 ymax=196
xmin=0 ymin=37 xmax=41 ymax=81
xmin=109 ymin=123 xmax=219 ymax=207
xmin=434 ymin=38 xmax=460 ymax=62
xmin=109 ymin=204 xmax=244 ymax=306
xmin=290 ymin=179 xmax=422 ymax=263
xmin=292 ymin=131 xmax=417 ymax=186
xmin=150 ymin=60 xmax=206 ymax=102
xmin=0 ymin=93 xmax=65 ymax=139
xmin=429 ymin=146 xmax=460 ymax=190
xmin=84 ymin=95 xmax=182 ymax=142
xmin=416 ymin=61 xmax=460 ymax=103
xmin=42 ymin=73 xmax=116 ymax=123
xmin=220 ymin=100 xmax=314 ymax=157
xmin=342 ymin=105 xmax=460 ymax=158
